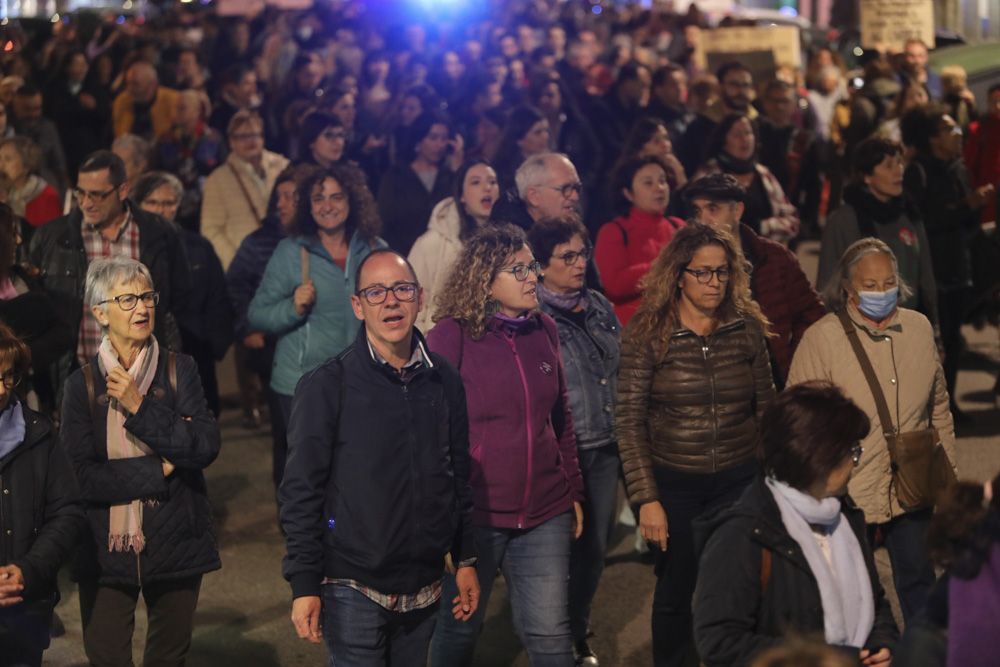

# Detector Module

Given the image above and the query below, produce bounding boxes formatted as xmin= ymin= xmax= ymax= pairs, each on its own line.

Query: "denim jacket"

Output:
xmin=539 ymin=290 xmax=621 ymax=450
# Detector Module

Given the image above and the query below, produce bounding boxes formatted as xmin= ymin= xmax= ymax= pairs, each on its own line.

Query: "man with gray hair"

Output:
xmin=491 ymin=152 xmax=584 ymax=230
xmin=29 ymin=150 xmax=190 ymax=400
xmin=491 ymin=153 xmax=603 ymax=290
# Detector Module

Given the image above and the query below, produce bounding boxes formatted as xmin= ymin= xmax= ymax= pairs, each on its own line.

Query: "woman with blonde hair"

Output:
xmin=426 ymin=223 xmax=584 ymax=666
xmin=616 ymin=221 xmax=776 ymax=666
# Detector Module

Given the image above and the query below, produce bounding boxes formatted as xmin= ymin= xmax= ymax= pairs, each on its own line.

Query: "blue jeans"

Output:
xmin=430 ymin=512 xmax=574 ymax=667
xmin=569 ymin=445 xmax=620 ymax=641
xmin=321 ymin=584 xmax=439 ymax=667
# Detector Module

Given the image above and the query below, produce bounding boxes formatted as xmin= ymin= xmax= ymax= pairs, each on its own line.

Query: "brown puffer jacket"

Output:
xmin=616 ymin=317 xmax=776 ymax=505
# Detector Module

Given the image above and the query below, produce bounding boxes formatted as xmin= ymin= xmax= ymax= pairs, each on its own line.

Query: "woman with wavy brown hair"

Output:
xmin=426 ymin=224 xmax=584 ymax=666
xmin=247 ymin=165 xmax=385 ymax=487
xmin=616 ymin=221 xmax=776 ymax=667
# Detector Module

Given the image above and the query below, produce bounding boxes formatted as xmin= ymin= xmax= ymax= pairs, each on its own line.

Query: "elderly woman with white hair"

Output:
xmin=60 ymin=256 xmax=221 ymax=667
xmin=788 ymin=237 xmax=957 ymax=627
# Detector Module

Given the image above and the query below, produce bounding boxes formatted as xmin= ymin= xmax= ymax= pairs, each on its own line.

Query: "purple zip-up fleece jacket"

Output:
xmin=427 ymin=313 xmax=584 ymax=530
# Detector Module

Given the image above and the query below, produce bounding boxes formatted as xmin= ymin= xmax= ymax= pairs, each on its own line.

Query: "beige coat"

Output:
xmin=201 ymin=150 xmax=289 ymax=269
xmin=786 ymin=307 xmax=956 ymax=522
xmin=408 ymin=197 xmax=465 ymax=334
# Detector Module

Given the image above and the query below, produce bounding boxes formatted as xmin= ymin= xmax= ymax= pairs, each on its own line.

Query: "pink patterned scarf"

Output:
xmin=97 ymin=335 xmax=160 ymax=553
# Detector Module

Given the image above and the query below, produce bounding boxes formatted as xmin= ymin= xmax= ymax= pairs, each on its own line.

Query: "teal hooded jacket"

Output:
xmin=248 ymin=231 xmax=386 ymax=396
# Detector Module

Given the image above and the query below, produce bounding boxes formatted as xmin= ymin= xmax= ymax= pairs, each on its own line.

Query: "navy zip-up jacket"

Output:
xmin=279 ymin=325 xmax=476 ymax=599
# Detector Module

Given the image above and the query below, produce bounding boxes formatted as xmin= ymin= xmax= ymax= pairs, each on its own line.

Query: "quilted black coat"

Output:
xmin=60 ymin=351 xmax=221 ymax=586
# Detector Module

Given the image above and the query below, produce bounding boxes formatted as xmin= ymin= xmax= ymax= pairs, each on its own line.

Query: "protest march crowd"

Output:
xmin=0 ymin=0 xmax=999 ymax=665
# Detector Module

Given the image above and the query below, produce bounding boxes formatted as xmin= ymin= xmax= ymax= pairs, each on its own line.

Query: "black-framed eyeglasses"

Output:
xmin=98 ymin=291 xmax=160 ymax=311
xmin=499 ymin=260 xmax=542 ymax=282
xmin=683 ymin=267 xmax=731 ymax=284
xmin=554 ymin=247 xmax=591 ymax=266
xmin=321 ymin=129 xmax=347 ymax=141
xmin=548 ymin=182 xmax=583 ymax=198
xmin=850 ymin=445 xmax=864 ymax=467
xmin=0 ymin=371 xmax=20 ymax=389
xmin=73 ymin=186 xmax=119 ymax=203
xmin=356 ymin=282 xmax=419 ymax=306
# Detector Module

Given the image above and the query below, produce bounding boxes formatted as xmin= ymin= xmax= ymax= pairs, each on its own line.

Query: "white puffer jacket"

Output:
xmin=408 ymin=197 xmax=466 ymax=334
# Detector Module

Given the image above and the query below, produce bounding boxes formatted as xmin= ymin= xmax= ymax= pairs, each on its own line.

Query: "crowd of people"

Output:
xmin=0 ymin=0 xmax=998 ymax=665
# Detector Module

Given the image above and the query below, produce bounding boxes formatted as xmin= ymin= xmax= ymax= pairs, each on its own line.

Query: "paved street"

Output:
xmin=43 ymin=243 xmax=1000 ymax=666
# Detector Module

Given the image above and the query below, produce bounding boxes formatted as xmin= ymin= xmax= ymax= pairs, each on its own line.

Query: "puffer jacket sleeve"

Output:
xmin=123 ymin=354 xmax=221 ymax=470
xmin=615 ymin=329 xmax=659 ymax=506
xmin=12 ymin=432 xmax=85 ymax=600
xmin=61 ymin=370 xmax=169 ymax=504
xmin=248 ymin=239 xmax=307 ymax=336
xmin=786 ymin=320 xmax=833 ymax=387
xmin=748 ymin=321 xmax=777 ymax=422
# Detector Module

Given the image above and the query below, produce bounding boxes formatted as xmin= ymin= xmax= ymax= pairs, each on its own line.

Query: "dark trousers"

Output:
xmin=869 ymin=508 xmax=935 ymax=625
xmin=322 ymin=584 xmax=438 ymax=667
xmin=233 ymin=341 xmax=266 ymax=416
xmin=78 ymin=575 xmax=202 ymax=667
xmin=0 ymin=603 xmax=52 ymax=667
xmin=651 ymin=462 xmax=756 ymax=667
xmin=938 ymin=286 xmax=969 ymax=402
xmin=271 ymin=391 xmax=293 ymax=492
xmin=569 ymin=445 xmax=621 ymax=641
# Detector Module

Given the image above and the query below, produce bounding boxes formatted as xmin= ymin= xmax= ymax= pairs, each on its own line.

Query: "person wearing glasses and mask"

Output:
xmin=28 ymin=150 xmax=190 ymax=399
xmin=427 ymin=224 xmax=585 ymax=666
xmin=0 ymin=322 xmax=84 ymax=667
xmin=692 ymin=383 xmax=898 ymax=667
xmin=279 ymin=249 xmax=479 ymax=666
xmin=248 ymin=166 xmax=385 ymax=489
xmin=787 ymin=238 xmax=957 ymax=628
xmin=616 ymin=222 xmax=775 ymax=667
xmin=527 ymin=218 xmax=621 ymax=666
xmin=595 ymin=155 xmax=685 ymax=326
xmin=60 ymin=256 xmax=220 ymax=667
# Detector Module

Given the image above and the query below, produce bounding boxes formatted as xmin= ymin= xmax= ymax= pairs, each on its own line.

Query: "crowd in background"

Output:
xmin=0 ymin=0 xmax=999 ymax=665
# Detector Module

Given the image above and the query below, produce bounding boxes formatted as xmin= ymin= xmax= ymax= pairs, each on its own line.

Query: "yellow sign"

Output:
xmin=860 ymin=0 xmax=935 ymax=51
xmin=695 ymin=25 xmax=802 ymax=72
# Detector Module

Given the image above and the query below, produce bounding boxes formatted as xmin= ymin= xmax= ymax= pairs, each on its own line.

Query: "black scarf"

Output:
xmin=842 ymin=183 xmax=907 ymax=224
xmin=717 ymin=150 xmax=756 ymax=175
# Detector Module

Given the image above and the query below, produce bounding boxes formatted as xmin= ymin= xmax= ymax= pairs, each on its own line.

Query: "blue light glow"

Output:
xmin=592 ymin=5 xmax=602 ymax=14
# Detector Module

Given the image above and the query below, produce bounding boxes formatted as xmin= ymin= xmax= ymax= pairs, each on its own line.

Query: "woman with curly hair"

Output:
xmin=248 ymin=165 xmax=385 ymax=487
xmin=616 ymin=222 xmax=776 ymax=667
xmin=426 ymin=224 xmax=584 ymax=666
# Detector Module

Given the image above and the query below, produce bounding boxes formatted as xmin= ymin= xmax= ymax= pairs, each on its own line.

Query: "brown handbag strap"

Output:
xmin=168 ymin=351 xmax=177 ymax=395
xmin=300 ymin=246 xmax=310 ymax=284
xmin=227 ymin=162 xmax=263 ymax=221
xmin=835 ymin=309 xmax=896 ymax=438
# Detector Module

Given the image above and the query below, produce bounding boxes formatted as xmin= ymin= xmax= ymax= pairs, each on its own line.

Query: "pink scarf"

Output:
xmin=97 ymin=335 xmax=160 ymax=553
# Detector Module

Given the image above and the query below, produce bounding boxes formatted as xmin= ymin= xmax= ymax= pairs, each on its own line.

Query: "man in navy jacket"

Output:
xmin=279 ymin=249 xmax=479 ymax=666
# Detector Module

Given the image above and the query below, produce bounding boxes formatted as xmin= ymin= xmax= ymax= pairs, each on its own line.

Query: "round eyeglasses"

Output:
xmin=553 ymin=247 xmax=591 ymax=267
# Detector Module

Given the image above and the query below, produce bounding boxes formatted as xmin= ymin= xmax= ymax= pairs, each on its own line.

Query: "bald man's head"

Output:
xmin=126 ymin=62 xmax=159 ymax=104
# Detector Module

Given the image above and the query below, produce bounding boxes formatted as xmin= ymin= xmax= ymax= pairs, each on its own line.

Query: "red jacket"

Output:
xmin=964 ymin=115 xmax=1000 ymax=224
xmin=740 ymin=224 xmax=826 ymax=387
xmin=24 ymin=185 xmax=62 ymax=228
xmin=594 ymin=207 xmax=684 ymax=326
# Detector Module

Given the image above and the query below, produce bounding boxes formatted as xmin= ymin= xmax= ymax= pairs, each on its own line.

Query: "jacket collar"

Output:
xmin=0 ymin=404 xmax=50 ymax=469
xmin=351 ymin=323 xmax=434 ymax=382
xmin=845 ymin=304 xmax=904 ymax=336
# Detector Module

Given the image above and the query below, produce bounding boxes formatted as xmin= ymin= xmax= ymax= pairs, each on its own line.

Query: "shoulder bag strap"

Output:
xmin=227 ymin=162 xmax=264 ymax=222
xmin=300 ymin=246 xmax=310 ymax=284
xmin=613 ymin=219 xmax=629 ymax=246
xmin=168 ymin=351 xmax=177 ymax=395
xmin=82 ymin=363 xmax=96 ymax=421
xmin=760 ymin=546 xmax=772 ymax=594
xmin=835 ymin=309 xmax=896 ymax=437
